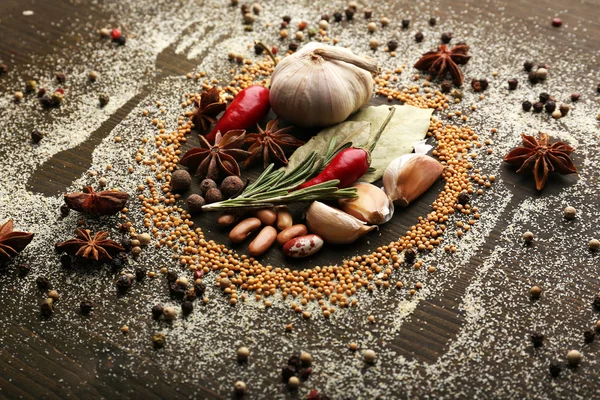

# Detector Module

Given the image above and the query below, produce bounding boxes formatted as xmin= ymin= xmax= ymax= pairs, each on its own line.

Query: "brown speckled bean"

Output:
xmin=218 ymin=213 xmax=237 ymax=227
xmin=276 ymin=224 xmax=307 ymax=246
xmin=276 ymin=206 xmax=293 ymax=230
xmin=248 ymin=226 xmax=277 ymax=256
xmin=283 ymin=234 xmax=324 ymax=258
xmin=254 ymin=209 xmax=277 ymax=226
xmin=229 ymin=217 xmax=261 ymax=243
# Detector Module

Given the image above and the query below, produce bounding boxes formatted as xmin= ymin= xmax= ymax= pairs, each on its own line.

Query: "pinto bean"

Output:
xmin=282 ymin=234 xmax=324 ymax=258
xmin=276 ymin=224 xmax=308 ymax=246
xmin=248 ymin=226 xmax=277 ymax=257
xmin=276 ymin=206 xmax=293 ymax=230
xmin=218 ymin=213 xmax=237 ymax=227
xmin=254 ymin=209 xmax=277 ymax=226
xmin=229 ymin=217 xmax=261 ymax=244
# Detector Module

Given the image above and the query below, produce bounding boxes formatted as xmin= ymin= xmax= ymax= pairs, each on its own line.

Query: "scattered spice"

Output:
xmin=152 ymin=333 xmax=166 ymax=349
xmin=414 ymin=31 xmax=424 ymax=43
xmin=529 ymin=285 xmax=542 ymax=299
xmin=80 ymin=300 xmax=93 ymax=314
xmin=530 ymin=332 xmax=544 ymax=347
xmin=549 ymin=360 xmax=562 ymax=377
xmin=563 ymin=206 xmax=577 ymax=220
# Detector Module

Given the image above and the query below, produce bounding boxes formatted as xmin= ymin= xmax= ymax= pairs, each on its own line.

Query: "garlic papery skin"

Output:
xmin=269 ymin=42 xmax=378 ymax=128
xmin=305 ymin=201 xmax=377 ymax=244
xmin=339 ymin=183 xmax=394 ymax=225
xmin=383 ymin=154 xmax=444 ymax=206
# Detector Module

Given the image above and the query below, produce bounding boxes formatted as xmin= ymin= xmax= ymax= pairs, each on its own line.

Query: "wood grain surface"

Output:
xmin=1 ymin=0 xmax=599 ymax=399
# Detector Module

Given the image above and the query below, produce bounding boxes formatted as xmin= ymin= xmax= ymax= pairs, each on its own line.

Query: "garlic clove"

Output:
xmin=305 ymin=201 xmax=377 ymax=245
xmin=383 ymin=154 xmax=444 ymax=206
xmin=339 ymin=182 xmax=394 ymax=225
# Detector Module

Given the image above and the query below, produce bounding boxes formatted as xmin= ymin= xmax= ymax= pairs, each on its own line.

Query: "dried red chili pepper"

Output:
xmin=299 ymin=107 xmax=395 ymax=189
xmin=205 ymin=85 xmax=271 ymax=144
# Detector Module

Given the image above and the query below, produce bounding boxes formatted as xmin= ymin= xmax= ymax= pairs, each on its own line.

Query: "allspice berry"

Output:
xmin=205 ymin=188 xmax=223 ymax=204
xmin=221 ymin=175 xmax=244 ymax=199
xmin=170 ymin=170 xmax=192 ymax=192
xmin=187 ymin=194 xmax=205 ymax=214
xmin=200 ymin=178 xmax=217 ymax=194
xmin=563 ymin=206 xmax=577 ymax=220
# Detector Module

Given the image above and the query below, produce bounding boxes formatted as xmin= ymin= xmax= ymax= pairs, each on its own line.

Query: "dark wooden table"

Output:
xmin=1 ymin=0 xmax=599 ymax=398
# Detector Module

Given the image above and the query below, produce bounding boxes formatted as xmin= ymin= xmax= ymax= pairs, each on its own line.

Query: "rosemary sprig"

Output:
xmin=202 ymin=151 xmax=357 ymax=211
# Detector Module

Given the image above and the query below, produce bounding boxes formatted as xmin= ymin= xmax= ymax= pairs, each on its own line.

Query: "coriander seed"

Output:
xmin=529 ymin=285 xmax=542 ymax=299
xmin=522 ymin=231 xmax=534 ymax=243
xmin=589 ymin=239 xmax=600 ymax=251
xmin=237 ymin=346 xmax=250 ymax=362
xmin=566 ymin=349 xmax=582 ymax=367
xmin=363 ymin=349 xmax=376 ymax=364
xmin=563 ymin=206 xmax=577 ymax=220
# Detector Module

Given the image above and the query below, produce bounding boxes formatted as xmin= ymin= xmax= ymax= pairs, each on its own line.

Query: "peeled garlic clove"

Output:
xmin=383 ymin=154 xmax=444 ymax=206
xmin=305 ymin=201 xmax=377 ymax=245
xmin=339 ymin=182 xmax=394 ymax=225
xmin=269 ymin=42 xmax=378 ymax=128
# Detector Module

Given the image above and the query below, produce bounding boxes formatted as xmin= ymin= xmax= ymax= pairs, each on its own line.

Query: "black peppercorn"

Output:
xmin=181 ymin=300 xmax=194 ymax=315
xmin=282 ymin=15 xmax=291 ymax=23
xmin=184 ymin=288 xmax=197 ymax=302
xmin=401 ymin=19 xmax=410 ymax=29
xmin=415 ymin=31 xmax=424 ymax=43
xmin=549 ymin=360 xmax=562 ymax=377
xmin=559 ymin=104 xmax=570 ymax=116
xmin=36 ymin=276 xmax=52 ymax=290
xmin=364 ymin=9 xmax=372 ymax=19
xmin=280 ymin=21 xmax=288 ymax=29
xmin=281 ymin=365 xmax=296 ymax=382
xmin=471 ymin=79 xmax=488 ymax=92
xmin=387 ymin=40 xmax=398 ymax=52
xmin=99 ymin=94 xmax=110 ymax=107
xmin=584 ymin=329 xmax=595 ymax=343
xmin=254 ymin=43 xmax=264 ymax=55
xmin=288 ymin=354 xmax=301 ymax=368
xmin=17 ymin=264 xmax=31 ymax=277
xmin=116 ymin=274 xmax=133 ymax=292
xmin=522 ymin=100 xmax=532 ymax=111
xmin=344 ymin=8 xmax=354 ymax=20
xmin=321 ymin=14 xmax=330 ymax=22
xmin=152 ymin=333 xmax=166 ymax=349
xmin=194 ymin=280 xmax=207 ymax=296
xmin=288 ymin=42 xmax=299 ymax=52
xmin=545 ymin=100 xmax=556 ymax=113
xmin=31 ymin=130 xmax=43 ymax=144
xmin=40 ymin=299 xmax=54 ymax=317
xmin=523 ymin=61 xmax=534 ymax=72
xmin=592 ymin=295 xmax=600 ymax=310
xmin=111 ymin=256 xmax=124 ymax=270
xmin=441 ymin=32 xmax=453 ymax=44
xmin=457 ymin=191 xmax=470 ymax=205
xmin=0 ymin=63 xmax=8 ymax=74
xmin=135 ymin=268 xmax=146 ymax=281
xmin=530 ymin=332 xmax=545 ymax=347
xmin=404 ymin=248 xmax=417 ymax=264
xmin=333 ymin=12 xmax=342 ymax=22
xmin=169 ymin=282 xmax=185 ymax=298
xmin=440 ymin=81 xmax=452 ymax=93
xmin=37 ymin=87 xmax=46 ymax=97
xmin=528 ymin=71 xmax=539 ymax=84
xmin=507 ymin=79 xmax=518 ymax=90
xmin=60 ymin=254 xmax=72 ymax=268
xmin=55 ymin=72 xmax=66 ymax=83
xmin=40 ymin=94 xmax=54 ymax=108
xmin=570 ymin=92 xmax=580 ymax=102
xmin=299 ymin=367 xmax=312 ymax=380
xmin=80 ymin=300 xmax=93 ymax=314
xmin=428 ymin=17 xmax=436 ymax=26
xmin=60 ymin=204 xmax=70 ymax=218
xmin=532 ymin=102 xmax=544 ymax=113
xmin=539 ymin=92 xmax=550 ymax=103
xmin=166 ymin=270 xmax=178 ymax=283
xmin=114 ymin=35 xmax=126 ymax=46
xmin=151 ymin=304 xmax=164 ymax=319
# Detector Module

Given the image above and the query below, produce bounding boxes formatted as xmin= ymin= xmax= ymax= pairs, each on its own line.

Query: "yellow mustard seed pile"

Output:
xmin=128 ymin=54 xmax=493 ymax=316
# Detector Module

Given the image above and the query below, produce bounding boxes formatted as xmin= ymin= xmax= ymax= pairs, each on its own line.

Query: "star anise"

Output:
xmin=55 ymin=228 xmax=124 ymax=261
xmin=0 ymin=219 xmax=34 ymax=263
xmin=414 ymin=43 xmax=471 ymax=86
xmin=504 ymin=131 xmax=577 ymax=190
xmin=64 ymin=186 xmax=129 ymax=216
xmin=192 ymin=87 xmax=226 ymax=132
xmin=244 ymin=119 xmax=304 ymax=168
xmin=180 ymin=130 xmax=250 ymax=180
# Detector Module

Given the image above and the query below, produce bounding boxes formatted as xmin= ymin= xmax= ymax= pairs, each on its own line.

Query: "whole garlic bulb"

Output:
xmin=270 ymin=42 xmax=378 ymax=128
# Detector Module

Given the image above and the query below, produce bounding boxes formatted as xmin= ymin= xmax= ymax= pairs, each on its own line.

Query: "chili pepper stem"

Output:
xmin=365 ymin=106 xmax=396 ymax=154
xmin=254 ymin=41 xmax=278 ymax=67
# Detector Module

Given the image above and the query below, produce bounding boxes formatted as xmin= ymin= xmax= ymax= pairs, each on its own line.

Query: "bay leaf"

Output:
xmin=349 ymin=104 xmax=433 ymax=182
xmin=285 ymin=121 xmax=371 ymax=171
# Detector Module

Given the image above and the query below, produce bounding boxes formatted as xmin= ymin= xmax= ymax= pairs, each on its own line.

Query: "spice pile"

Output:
xmin=0 ymin=0 xmax=600 ymax=398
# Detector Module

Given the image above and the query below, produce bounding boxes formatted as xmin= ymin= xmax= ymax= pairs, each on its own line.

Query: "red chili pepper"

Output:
xmin=299 ymin=107 xmax=396 ymax=189
xmin=205 ymin=85 xmax=270 ymax=144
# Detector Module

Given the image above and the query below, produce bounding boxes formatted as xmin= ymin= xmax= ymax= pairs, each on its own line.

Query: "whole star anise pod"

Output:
xmin=504 ymin=132 xmax=577 ymax=190
xmin=192 ymin=87 xmax=226 ymax=132
xmin=414 ymin=43 xmax=471 ymax=86
xmin=179 ymin=130 xmax=250 ymax=180
xmin=64 ymin=186 xmax=129 ymax=216
xmin=55 ymin=228 xmax=124 ymax=261
xmin=0 ymin=219 xmax=34 ymax=263
xmin=244 ymin=119 xmax=304 ymax=168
